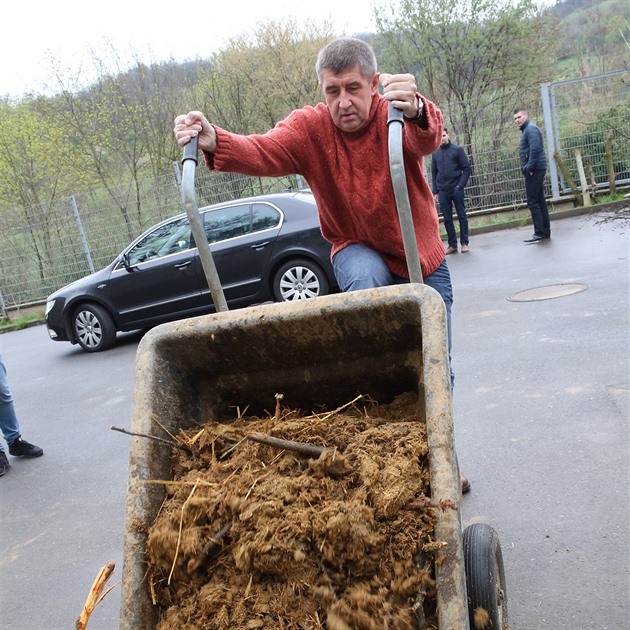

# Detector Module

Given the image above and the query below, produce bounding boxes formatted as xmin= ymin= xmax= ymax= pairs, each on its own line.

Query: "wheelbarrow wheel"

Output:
xmin=463 ymin=523 xmax=509 ymax=630
xmin=72 ymin=303 xmax=117 ymax=352
xmin=272 ymin=258 xmax=329 ymax=302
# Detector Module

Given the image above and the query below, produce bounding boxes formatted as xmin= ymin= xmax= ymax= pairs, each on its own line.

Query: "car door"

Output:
xmin=195 ymin=202 xmax=282 ymax=306
xmin=108 ymin=216 xmax=206 ymax=328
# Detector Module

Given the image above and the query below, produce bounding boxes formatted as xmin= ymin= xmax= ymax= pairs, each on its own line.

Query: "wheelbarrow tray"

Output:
xmin=119 ymin=283 xmax=469 ymax=629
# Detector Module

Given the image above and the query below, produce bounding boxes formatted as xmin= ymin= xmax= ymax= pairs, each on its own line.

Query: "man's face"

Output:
xmin=440 ymin=130 xmax=450 ymax=145
xmin=320 ymin=64 xmax=379 ymax=133
xmin=513 ymin=111 xmax=528 ymax=128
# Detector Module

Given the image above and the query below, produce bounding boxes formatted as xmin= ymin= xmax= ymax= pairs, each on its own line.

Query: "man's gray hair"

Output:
xmin=315 ymin=37 xmax=377 ymax=83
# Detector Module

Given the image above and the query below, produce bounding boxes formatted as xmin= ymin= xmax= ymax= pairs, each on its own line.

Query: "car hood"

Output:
xmin=46 ymin=260 xmax=117 ymax=301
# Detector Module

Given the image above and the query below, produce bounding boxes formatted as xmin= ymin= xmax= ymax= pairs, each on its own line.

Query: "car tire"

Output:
xmin=72 ymin=303 xmax=117 ymax=352
xmin=272 ymin=258 xmax=330 ymax=302
xmin=463 ymin=523 xmax=509 ymax=630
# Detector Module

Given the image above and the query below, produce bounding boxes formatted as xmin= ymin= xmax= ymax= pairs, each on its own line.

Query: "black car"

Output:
xmin=45 ymin=190 xmax=335 ymax=352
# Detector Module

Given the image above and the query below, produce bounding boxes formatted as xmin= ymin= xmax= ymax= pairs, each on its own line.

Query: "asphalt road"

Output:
xmin=0 ymin=211 xmax=628 ymax=629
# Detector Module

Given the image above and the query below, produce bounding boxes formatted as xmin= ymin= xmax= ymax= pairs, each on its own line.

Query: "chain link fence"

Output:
xmin=542 ymin=70 xmax=630 ymax=197
xmin=1 ymin=70 xmax=628 ymax=310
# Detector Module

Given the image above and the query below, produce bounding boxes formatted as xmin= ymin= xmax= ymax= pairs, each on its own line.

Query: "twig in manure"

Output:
xmin=187 ymin=522 xmax=233 ymax=573
xmin=246 ymin=432 xmax=326 ymax=458
xmin=110 ymin=426 xmax=190 ymax=452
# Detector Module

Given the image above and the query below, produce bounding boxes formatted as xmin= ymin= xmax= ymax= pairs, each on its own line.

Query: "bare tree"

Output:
xmin=375 ymin=0 xmax=559 ymax=205
xmin=194 ymin=19 xmax=334 ymax=134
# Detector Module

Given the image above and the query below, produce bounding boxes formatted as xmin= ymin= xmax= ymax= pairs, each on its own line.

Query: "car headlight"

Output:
xmin=45 ymin=300 xmax=56 ymax=316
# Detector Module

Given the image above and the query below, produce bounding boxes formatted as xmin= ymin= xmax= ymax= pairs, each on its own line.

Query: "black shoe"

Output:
xmin=523 ymin=235 xmax=544 ymax=243
xmin=0 ymin=452 xmax=9 ymax=476
xmin=8 ymin=437 xmax=43 ymax=458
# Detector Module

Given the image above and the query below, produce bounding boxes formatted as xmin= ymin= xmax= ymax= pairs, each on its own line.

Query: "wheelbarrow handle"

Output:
xmin=387 ymin=102 xmax=424 ymax=284
xmin=180 ymin=136 xmax=229 ymax=312
xmin=182 ymin=134 xmax=199 ymax=165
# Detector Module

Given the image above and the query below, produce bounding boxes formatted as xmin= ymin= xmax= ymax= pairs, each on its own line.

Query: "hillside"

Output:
xmin=549 ymin=0 xmax=630 ymax=76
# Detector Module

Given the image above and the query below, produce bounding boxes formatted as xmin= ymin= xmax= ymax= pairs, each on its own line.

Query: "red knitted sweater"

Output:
xmin=204 ymin=93 xmax=445 ymax=279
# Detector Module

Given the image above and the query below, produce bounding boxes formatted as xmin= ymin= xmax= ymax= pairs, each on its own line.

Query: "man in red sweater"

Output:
xmin=174 ymin=37 xmax=469 ymax=493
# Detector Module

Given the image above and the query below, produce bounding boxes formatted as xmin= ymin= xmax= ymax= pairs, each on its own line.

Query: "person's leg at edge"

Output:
xmin=0 ymin=355 xmax=43 ymax=466
xmin=0 ymin=355 xmax=21 ymax=448
xmin=453 ymin=187 xmax=469 ymax=246
xmin=0 ymin=355 xmax=19 ymax=474
xmin=438 ymin=190 xmax=457 ymax=250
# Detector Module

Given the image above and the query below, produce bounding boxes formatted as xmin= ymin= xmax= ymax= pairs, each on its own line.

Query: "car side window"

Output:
xmin=126 ymin=217 xmax=191 ymax=266
xmin=251 ymin=203 xmax=281 ymax=231
xmin=203 ymin=205 xmax=251 ymax=243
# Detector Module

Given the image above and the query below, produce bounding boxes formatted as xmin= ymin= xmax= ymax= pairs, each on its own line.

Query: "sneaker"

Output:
xmin=445 ymin=246 xmax=458 ymax=255
xmin=8 ymin=437 xmax=43 ymax=458
xmin=0 ymin=452 xmax=9 ymax=476
xmin=461 ymin=244 xmax=469 ymax=253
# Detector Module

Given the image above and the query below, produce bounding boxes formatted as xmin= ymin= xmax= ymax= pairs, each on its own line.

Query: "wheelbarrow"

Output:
xmin=118 ymin=105 xmax=508 ymax=629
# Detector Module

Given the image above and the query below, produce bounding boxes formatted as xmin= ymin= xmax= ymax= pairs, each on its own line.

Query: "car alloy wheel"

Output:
xmin=273 ymin=258 xmax=329 ymax=302
xmin=73 ymin=304 xmax=117 ymax=352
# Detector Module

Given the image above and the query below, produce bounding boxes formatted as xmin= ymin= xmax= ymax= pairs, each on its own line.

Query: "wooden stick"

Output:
xmin=75 ymin=562 xmax=116 ymax=630
xmin=110 ymin=425 xmax=190 ymax=452
xmin=274 ymin=393 xmax=283 ymax=421
xmin=246 ymin=432 xmax=325 ymax=458
xmin=187 ymin=522 xmax=233 ymax=573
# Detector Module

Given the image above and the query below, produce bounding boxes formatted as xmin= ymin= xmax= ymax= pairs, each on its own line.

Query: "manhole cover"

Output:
xmin=508 ymin=283 xmax=588 ymax=302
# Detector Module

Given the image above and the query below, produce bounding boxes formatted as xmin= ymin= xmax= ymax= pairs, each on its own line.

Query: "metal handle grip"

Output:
xmin=387 ymin=102 xmax=424 ymax=284
xmin=180 ymin=136 xmax=229 ymax=312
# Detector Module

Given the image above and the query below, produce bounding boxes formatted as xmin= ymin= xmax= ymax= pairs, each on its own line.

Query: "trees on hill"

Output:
xmin=0 ymin=3 xmax=627 ymax=227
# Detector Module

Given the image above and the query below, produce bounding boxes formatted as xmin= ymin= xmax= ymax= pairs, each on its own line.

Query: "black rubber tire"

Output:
xmin=463 ymin=523 xmax=509 ymax=630
xmin=272 ymin=258 xmax=329 ymax=302
xmin=72 ymin=303 xmax=117 ymax=352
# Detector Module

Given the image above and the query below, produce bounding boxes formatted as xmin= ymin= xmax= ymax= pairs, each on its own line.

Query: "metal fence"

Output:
xmin=1 ymin=70 xmax=628 ymax=310
xmin=542 ymin=70 xmax=630 ymax=197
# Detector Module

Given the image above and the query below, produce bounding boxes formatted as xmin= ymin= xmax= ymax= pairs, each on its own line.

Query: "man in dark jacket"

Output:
xmin=514 ymin=108 xmax=550 ymax=243
xmin=431 ymin=128 xmax=472 ymax=254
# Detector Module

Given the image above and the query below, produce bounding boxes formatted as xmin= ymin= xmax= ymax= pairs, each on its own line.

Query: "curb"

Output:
xmin=0 ymin=319 xmax=46 ymax=334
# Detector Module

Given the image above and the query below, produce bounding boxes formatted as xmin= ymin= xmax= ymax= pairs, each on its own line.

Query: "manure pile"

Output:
xmin=146 ymin=393 xmax=451 ymax=629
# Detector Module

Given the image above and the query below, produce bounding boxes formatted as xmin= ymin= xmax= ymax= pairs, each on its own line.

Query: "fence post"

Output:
xmin=70 ymin=196 xmax=95 ymax=274
xmin=574 ymin=149 xmax=592 ymax=207
xmin=173 ymin=161 xmax=182 ymax=189
xmin=0 ymin=290 xmax=6 ymax=319
xmin=540 ymin=82 xmax=560 ymax=199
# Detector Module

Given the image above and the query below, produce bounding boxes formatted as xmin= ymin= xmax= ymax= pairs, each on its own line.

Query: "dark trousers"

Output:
xmin=438 ymin=187 xmax=469 ymax=248
xmin=524 ymin=169 xmax=550 ymax=238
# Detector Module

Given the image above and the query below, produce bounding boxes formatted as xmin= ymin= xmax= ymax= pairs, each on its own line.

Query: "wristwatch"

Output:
xmin=404 ymin=95 xmax=424 ymax=122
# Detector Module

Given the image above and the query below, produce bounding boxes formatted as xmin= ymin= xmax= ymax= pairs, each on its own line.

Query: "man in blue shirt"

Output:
xmin=431 ymin=128 xmax=472 ymax=254
xmin=514 ymin=108 xmax=551 ymax=243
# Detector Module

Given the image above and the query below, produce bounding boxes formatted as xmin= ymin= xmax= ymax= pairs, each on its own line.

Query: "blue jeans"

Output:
xmin=333 ymin=243 xmax=455 ymax=387
xmin=438 ymin=187 xmax=469 ymax=248
xmin=0 ymin=354 xmax=21 ymax=452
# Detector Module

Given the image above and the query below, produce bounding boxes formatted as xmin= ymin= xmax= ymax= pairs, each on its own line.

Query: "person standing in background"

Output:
xmin=0 ymin=353 xmax=43 ymax=476
xmin=513 ymin=108 xmax=551 ymax=243
xmin=431 ymin=128 xmax=472 ymax=254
